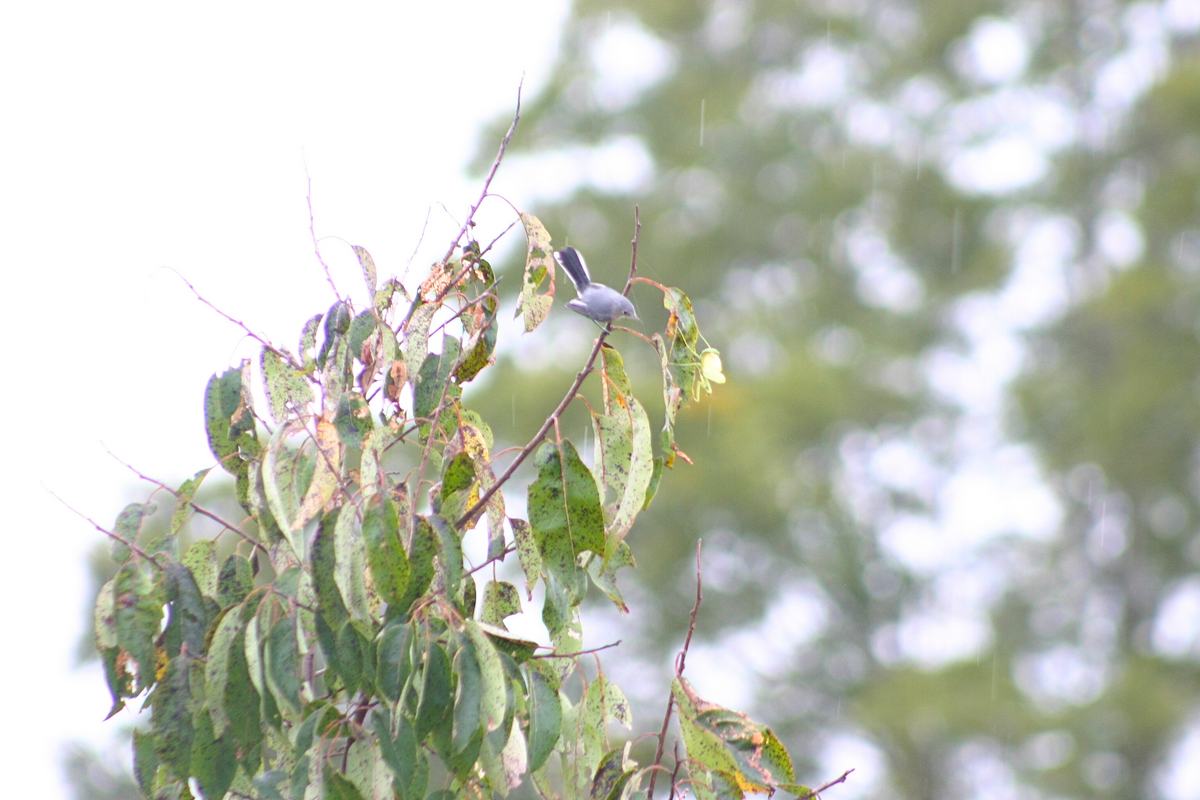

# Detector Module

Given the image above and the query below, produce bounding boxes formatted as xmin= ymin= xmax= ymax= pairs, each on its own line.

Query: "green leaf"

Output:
xmin=214 ymin=602 xmax=262 ymax=757
xmin=360 ymin=427 xmax=397 ymax=498
xmin=590 ymin=748 xmax=631 ymax=800
xmin=665 ymin=288 xmax=702 ymax=398
xmin=181 ymin=538 xmax=218 ymax=599
xmin=453 ymin=285 xmax=499 ymax=384
xmin=672 ymin=677 xmax=796 ymax=795
xmin=99 ymin=646 xmax=132 ymax=718
xmin=205 ymin=607 xmax=243 ymax=732
xmin=396 ymin=515 xmax=436 ymax=615
xmin=251 ymin=770 xmax=288 ymax=800
xmin=150 ymin=657 xmax=194 ymax=780
xmin=325 ymin=769 xmax=367 ymax=800
xmin=528 ymin=440 xmax=605 ymax=603
xmin=261 ymin=347 xmax=313 ymax=424
xmin=300 ymin=313 xmax=323 ymax=361
xmin=401 ymin=302 xmax=438 ymax=380
xmin=515 ymin=212 xmax=555 ymax=332
xmin=347 ymin=309 xmax=377 ymax=358
xmin=362 ymin=494 xmax=410 ymax=606
xmin=526 ymin=667 xmax=562 ymax=772
xmin=498 ymin=716 xmax=529 ymax=794
xmin=264 ymin=613 xmax=302 ymax=718
xmin=170 ymin=468 xmax=211 ymax=536
xmin=481 ymin=581 xmax=522 ymax=628
xmin=413 ymin=336 xmax=463 ymax=439
xmin=94 ymin=578 xmax=117 ymax=650
xmin=334 ymin=390 xmax=375 ymax=449
xmin=643 ymin=457 xmax=664 ymax=510
xmin=311 ymin=513 xmax=349 ymax=629
xmin=429 ymin=514 xmax=463 ymax=604
xmin=376 ymin=621 xmax=412 ymax=704
xmin=605 ymin=397 xmax=654 ymax=555
xmin=165 ymin=562 xmax=209 ymax=660
xmin=333 ymin=503 xmax=371 ymax=626
xmin=317 ymin=300 xmax=351 ymax=367
xmin=111 ymin=501 xmax=155 ymax=562
xmin=464 ymin=621 xmax=509 ymax=735
xmin=582 ymin=675 xmax=631 ymax=757
xmin=373 ymin=709 xmax=420 ymax=799
xmin=354 ymin=245 xmax=377 ymax=296
xmin=415 ymin=637 xmax=452 ymax=743
xmin=204 ymin=360 xmax=258 ymax=473
xmin=217 ymin=553 xmax=254 ymax=609
xmin=132 ymin=728 xmax=159 ymax=797
xmin=262 ymin=420 xmax=304 ymax=553
xmin=335 ymin=621 xmax=364 ymax=698
xmin=452 ymin=633 xmax=483 ymax=754
xmin=113 ymin=561 xmax=161 ymax=691
xmin=510 ymin=517 xmax=541 ymax=596
xmin=439 ymin=450 xmax=477 ymax=522
xmin=586 ymin=541 xmax=636 ymax=613
xmin=191 ymin=711 xmax=236 ymax=800
xmin=292 ymin=418 xmax=341 ymax=539
xmin=592 ymin=412 xmax=633 ymax=513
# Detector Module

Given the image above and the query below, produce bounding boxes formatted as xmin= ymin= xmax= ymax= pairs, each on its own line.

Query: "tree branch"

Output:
xmin=796 ymin=769 xmax=855 ymax=800
xmin=45 ymin=486 xmax=165 ymax=570
xmin=456 ymin=206 xmax=643 ymax=529
xmin=105 ymin=446 xmax=269 ymax=555
xmin=648 ymin=538 xmax=703 ymax=800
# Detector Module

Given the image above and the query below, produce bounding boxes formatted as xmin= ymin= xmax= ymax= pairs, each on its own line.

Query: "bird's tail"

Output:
xmin=553 ymin=247 xmax=592 ymax=292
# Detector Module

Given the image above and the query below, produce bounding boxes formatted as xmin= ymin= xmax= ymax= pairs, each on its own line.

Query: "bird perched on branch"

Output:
xmin=553 ymin=246 xmax=640 ymax=325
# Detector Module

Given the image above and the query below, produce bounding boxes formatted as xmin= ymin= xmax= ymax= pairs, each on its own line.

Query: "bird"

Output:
xmin=553 ymin=246 xmax=640 ymax=325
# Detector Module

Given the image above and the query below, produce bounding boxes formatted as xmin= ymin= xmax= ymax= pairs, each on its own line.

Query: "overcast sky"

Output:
xmin=0 ymin=2 xmax=568 ymax=795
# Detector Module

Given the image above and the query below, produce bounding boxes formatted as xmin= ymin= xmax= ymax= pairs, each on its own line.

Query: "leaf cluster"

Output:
xmin=93 ymin=190 xmax=801 ymax=800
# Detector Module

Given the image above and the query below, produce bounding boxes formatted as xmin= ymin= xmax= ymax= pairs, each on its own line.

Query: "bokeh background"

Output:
xmin=7 ymin=0 xmax=1200 ymax=798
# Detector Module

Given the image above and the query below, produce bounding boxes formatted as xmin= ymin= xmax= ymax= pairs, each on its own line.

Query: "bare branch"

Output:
xmin=456 ymin=205 xmax=644 ymax=529
xmin=171 ymin=269 xmax=303 ymax=370
xmin=675 ymin=538 xmax=703 ymax=675
xmin=533 ymin=640 xmax=622 ymax=659
xmin=306 ymin=173 xmax=343 ymax=302
xmin=650 ymin=538 xmax=703 ymax=800
xmin=46 ymin=485 xmax=165 ymax=569
xmin=104 ymin=446 xmax=269 ymax=555
xmin=795 ymin=769 xmax=855 ymax=800
xmin=438 ymin=79 xmax=523 ymax=268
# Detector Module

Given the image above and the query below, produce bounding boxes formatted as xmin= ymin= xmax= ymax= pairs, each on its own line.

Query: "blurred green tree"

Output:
xmin=467 ymin=0 xmax=1200 ymax=797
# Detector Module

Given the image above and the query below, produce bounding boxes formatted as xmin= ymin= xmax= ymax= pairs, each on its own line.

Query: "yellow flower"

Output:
xmin=700 ymin=348 xmax=726 ymax=384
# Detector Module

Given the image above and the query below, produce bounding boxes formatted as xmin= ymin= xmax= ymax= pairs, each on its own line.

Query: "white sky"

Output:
xmin=0 ymin=2 xmax=566 ymax=796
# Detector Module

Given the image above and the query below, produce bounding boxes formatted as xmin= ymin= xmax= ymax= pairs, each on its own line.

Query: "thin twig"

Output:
xmin=479 ymin=220 xmax=518 ymax=258
xmin=439 ymin=79 xmax=523 ymax=268
xmin=398 ymin=82 xmax=524 ymax=335
xmin=427 ymin=279 xmax=502 ymax=338
xmin=105 ymin=446 xmax=269 ymax=555
xmin=456 ymin=321 xmax=610 ymax=529
xmin=676 ymin=538 xmax=703 ymax=675
xmin=623 ymin=205 xmax=642 ymax=296
xmin=649 ymin=538 xmax=703 ymax=800
xmin=46 ymin=486 xmax=165 ymax=569
xmin=172 ymin=269 xmax=303 ymax=370
xmin=796 ymin=769 xmax=855 ymax=800
xmin=307 ymin=174 xmax=343 ymax=302
xmin=668 ymin=741 xmax=683 ymax=800
xmin=533 ymin=640 xmax=622 ymax=659
xmin=464 ymin=543 xmax=517 ymax=576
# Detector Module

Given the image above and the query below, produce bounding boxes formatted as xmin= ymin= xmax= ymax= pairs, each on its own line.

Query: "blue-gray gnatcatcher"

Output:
xmin=553 ymin=246 xmax=639 ymax=324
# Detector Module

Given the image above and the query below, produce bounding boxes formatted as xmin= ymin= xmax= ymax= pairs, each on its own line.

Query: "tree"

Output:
xmin=88 ymin=107 xmax=838 ymax=800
